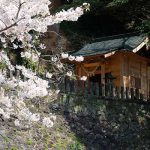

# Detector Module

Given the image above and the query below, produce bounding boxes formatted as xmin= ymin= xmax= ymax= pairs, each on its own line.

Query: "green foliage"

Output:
xmin=11 ymin=148 xmax=18 ymax=150
xmin=0 ymin=62 xmax=7 ymax=70
xmin=22 ymin=58 xmax=38 ymax=71
xmin=141 ymin=20 xmax=150 ymax=34
xmin=44 ymin=131 xmax=50 ymax=150
xmin=69 ymin=138 xmax=85 ymax=150
xmin=51 ymin=128 xmax=69 ymax=150
xmin=112 ymin=0 xmax=129 ymax=5
xmin=26 ymin=139 xmax=33 ymax=145
xmin=60 ymin=0 xmax=150 ymax=48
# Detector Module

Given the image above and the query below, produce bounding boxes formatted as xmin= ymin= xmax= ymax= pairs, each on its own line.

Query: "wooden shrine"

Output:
xmin=64 ymin=33 xmax=150 ymax=100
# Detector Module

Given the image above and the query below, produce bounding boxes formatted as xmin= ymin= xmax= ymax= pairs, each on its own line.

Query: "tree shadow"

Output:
xmin=50 ymin=95 xmax=150 ymax=150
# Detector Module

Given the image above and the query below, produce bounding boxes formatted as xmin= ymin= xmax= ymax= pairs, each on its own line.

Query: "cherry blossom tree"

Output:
xmin=0 ymin=0 xmax=89 ymax=148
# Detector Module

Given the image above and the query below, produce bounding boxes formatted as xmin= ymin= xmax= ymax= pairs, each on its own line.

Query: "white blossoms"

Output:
xmin=66 ymin=71 xmax=73 ymax=77
xmin=0 ymin=0 xmax=89 ymax=36
xmin=32 ymin=55 xmax=39 ymax=62
xmin=46 ymin=72 xmax=53 ymax=78
xmin=14 ymin=119 xmax=20 ymax=126
xmin=13 ymin=43 xmax=18 ymax=49
xmin=0 ymin=107 xmax=10 ymax=119
xmin=39 ymin=43 xmax=46 ymax=49
xmin=0 ymin=37 xmax=6 ymax=43
xmin=61 ymin=53 xmax=84 ymax=62
xmin=21 ymin=52 xmax=39 ymax=62
xmin=80 ymin=76 xmax=87 ymax=81
xmin=30 ymin=113 xmax=40 ymax=122
xmin=61 ymin=53 xmax=69 ymax=59
xmin=21 ymin=52 xmax=31 ymax=59
xmin=68 ymin=55 xmax=75 ymax=61
xmin=75 ymin=56 xmax=84 ymax=62
xmin=42 ymin=117 xmax=54 ymax=128
xmin=0 ymin=0 xmax=90 ymax=133
xmin=51 ymin=56 xmax=58 ymax=62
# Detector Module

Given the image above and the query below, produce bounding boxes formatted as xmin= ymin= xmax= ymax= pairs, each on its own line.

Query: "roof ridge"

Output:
xmin=92 ymin=32 xmax=144 ymax=43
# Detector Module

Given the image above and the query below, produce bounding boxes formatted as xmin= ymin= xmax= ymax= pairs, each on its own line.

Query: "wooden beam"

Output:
xmin=104 ymin=51 xmax=116 ymax=58
xmin=83 ymin=62 xmax=101 ymax=68
xmin=120 ymin=54 xmax=124 ymax=87
xmin=101 ymin=64 xmax=105 ymax=96
xmin=133 ymin=37 xmax=149 ymax=53
xmin=101 ymin=64 xmax=105 ymax=83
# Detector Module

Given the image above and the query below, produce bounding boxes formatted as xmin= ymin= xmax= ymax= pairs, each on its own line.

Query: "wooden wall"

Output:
xmin=117 ymin=51 xmax=150 ymax=98
xmin=75 ymin=51 xmax=150 ymax=98
xmin=107 ymin=53 xmax=122 ymax=87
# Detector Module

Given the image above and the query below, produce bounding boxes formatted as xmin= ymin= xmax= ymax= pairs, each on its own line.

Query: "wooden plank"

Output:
xmin=95 ymin=82 xmax=99 ymax=96
xmin=70 ymin=80 xmax=74 ymax=93
xmin=131 ymin=88 xmax=134 ymax=100
xmin=83 ymin=62 xmax=101 ymax=68
xmin=78 ymin=80 xmax=82 ymax=94
xmin=104 ymin=51 xmax=116 ymax=58
xmin=140 ymin=93 xmax=144 ymax=100
xmin=87 ymin=77 xmax=90 ymax=94
xmin=105 ymin=83 xmax=109 ymax=97
xmin=132 ymin=38 xmax=148 ymax=53
xmin=121 ymin=86 xmax=124 ymax=99
xmin=101 ymin=84 xmax=105 ymax=97
xmin=90 ymin=82 xmax=94 ymax=96
xmin=84 ymin=81 xmax=88 ymax=97
xmin=115 ymin=86 xmax=120 ymax=99
xmin=135 ymin=88 xmax=140 ymax=100
xmin=74 ymin=80 xmax=78 ymax=93
xmin=126 ymin=87 xmax=129 ymax=100
xmin=120 ymin=54 xmax=124 ymax=87
xmin=101 ymin=64 xmax=105 ymax=96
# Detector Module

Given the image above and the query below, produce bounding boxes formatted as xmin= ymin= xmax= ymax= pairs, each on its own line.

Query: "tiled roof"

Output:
xmin=73 ymin=33 xmax=146 ymax=57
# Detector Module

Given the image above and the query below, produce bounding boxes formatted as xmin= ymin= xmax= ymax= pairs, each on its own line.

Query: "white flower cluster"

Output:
xmin=0 ymin=90 xmax=56 ymax=128
xmin=0 ymin=0 xmax=90 ymax=132
xmin=15 ymin=65 xmax=49 ymax=98
xmin=80 ymin=76 xmax=87 ymax=81
xmin=21 ymin=51 xmax=40 ymax=62
xmin=0 ymin=72 xmax=56 ymax=128
xmin=0 ymin=51 xmax=56 ymax=128
xmin=42 ymin=114 xmax=56 ymax=128
xmin=0 ymin=0 xmax=89 ymax=36
xmin=61 ymin=53 xmax=84 ymax=62
xmin=61 ymin=53 xmax=86 ymax=79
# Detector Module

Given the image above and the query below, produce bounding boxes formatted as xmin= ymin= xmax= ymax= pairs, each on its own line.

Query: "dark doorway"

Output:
xmin=89 ymin=74 xmax=101 ymax=95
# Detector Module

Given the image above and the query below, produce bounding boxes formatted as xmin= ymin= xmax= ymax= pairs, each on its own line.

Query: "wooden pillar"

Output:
xmin=120 ymin=54 xmax=124 ymax=87
xmin=78 ymin=64 xmax=84 ymax=95
xmin=101 ymin=64 xmax=105 ymax=96
xmin=88 ymin=76 xmax=90 ymax=94
xmin=84 ymin=81 xmax=88 ymax=97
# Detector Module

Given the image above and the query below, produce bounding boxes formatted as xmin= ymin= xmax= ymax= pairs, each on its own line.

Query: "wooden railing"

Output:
xmin=60 ymin=78 xmax=150 ymax=102
xmin=4 ymin=70 xmax=150 ymax=103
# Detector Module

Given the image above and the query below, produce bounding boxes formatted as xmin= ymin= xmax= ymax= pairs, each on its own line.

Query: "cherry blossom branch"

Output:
xmin=0 ymin=19 xmax=7 ymax=28
xmin=16 ymin=1 xmax=26 ymax=19
xmin=0 ymin=18 xmax=24 ymax=33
